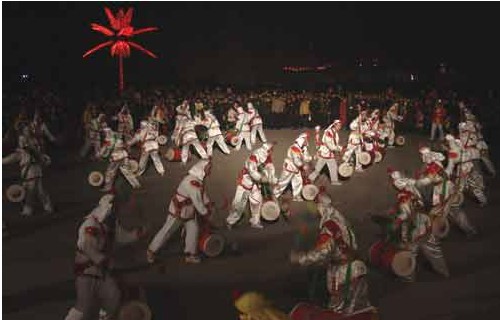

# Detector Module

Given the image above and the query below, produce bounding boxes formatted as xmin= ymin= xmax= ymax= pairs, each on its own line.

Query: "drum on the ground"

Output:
xmin=6 ymin=184 xmax=25 ymax=203
xmin=88 ymin=171 xmax=104 ymax=187
xmin=164 ymin=147 xmax=182 ymax=162
xmin=395 ymin=135 xmax=405 ymax=146
xmin=198 ymin=231 xmax=226 ymax=258
xmin=261 ymin=199 xmax=281 ymax=222
xmin=359 ymin=151 xmax=372 ymax=166
xmin=118 ymin=300 xmax=152 ymax=320
xmin=225 ymin=130 xmax=239 ymax=146
xmin=338 ymin=162 xmax=354 ymax=178
xmin=374 ymin=150 xmax=383 ymax=163
xmin=157 ymin=135 xmax=167 ymax=146
xmin=431 ymin=215 xmax=450 ymax=239
xmin=302 ymin=184 xmax=319 ymax=201
xmin=369 ymin=240 xmax=416 ymax=277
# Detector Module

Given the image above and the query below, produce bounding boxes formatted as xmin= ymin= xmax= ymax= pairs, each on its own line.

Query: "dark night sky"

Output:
xmin=3 ymin=1 xmax=500 ymax=89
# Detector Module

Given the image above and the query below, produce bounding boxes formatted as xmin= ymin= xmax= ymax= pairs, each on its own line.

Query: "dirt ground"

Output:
xmin=3 ymin=129 xmax=500 ymax=320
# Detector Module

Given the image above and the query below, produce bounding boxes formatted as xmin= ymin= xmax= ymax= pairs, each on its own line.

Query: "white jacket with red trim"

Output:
xmin=168 ymin=160 xmax=211 ymax=220
xmin=317 ymin=125 xmax=342 ymax=159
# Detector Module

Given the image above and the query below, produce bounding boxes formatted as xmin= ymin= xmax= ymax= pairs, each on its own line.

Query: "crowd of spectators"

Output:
xmin=3 ymin=83 xmax=499 ymax=149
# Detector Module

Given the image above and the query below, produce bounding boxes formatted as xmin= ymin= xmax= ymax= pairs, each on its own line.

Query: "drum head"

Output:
xmin=338 ymin=163 xmax=354 ymax=178
xmin=302 ymin=184 xmax=319 ymax=201
xmin=395 ymin=135 xmax=405 ymax=146
xmin=359 ymin=151 xmax=372 ymax=166
xmin=165 ymin=148 xmax=176 ymax=161
xmin=230 ymin=136 xmax=240 ymax=146
xmin=202 ymin=233 xmax=226 ymax=258
xmin=374 ymin=151 xmax=383 ymax=163
xmin=157 ymin=135 xmax=167 ymax=146
xmin=261 ymin=200 xmax=281 ymax=222
xmin=392 ymin=250 xmax=416 ymax=277
xmin=88 ymin=171 xmax=104 ymax=187
xmin=128 ymin=159 xmax=139 ymax=173
xmin=6 ymin=184 xmax=25 ymax=203
xmin=118 ymin=300 xmax=152 ymax=320
xmin=432 ymin=216 xmax=450 ymax=239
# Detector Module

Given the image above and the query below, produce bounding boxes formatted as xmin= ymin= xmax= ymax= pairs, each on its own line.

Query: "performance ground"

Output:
xmin=3 ymin=129 xmax=500 ymax=320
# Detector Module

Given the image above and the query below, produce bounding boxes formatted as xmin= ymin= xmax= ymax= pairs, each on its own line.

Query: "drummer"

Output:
xmin=127 ymin=119 xmax=165 ymax=177
xmin=290 ymin=192 xmax=372 ymax=314
xmin=226 ymin=142 xmax=278 ymax=229
xmin=384 ymin=169 xmax=450 ymax=281
xmin=309 ymin=120 xmax=343 ymax=186
xmin=3 ymin=123 xmax=53 ymax=216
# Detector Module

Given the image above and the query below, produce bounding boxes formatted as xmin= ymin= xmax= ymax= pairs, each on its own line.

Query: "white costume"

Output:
xmin=128 ymin=120 xmax=165 ymax=176
xmin=459 ymin=106 xmax=496 ymax=176
xmin=172 ymin=101 xmax=192 ymax=146
xmin=343 ymin=111 xmax=369 ymax=172
xmin=274 ymin=133 xmax=312 ymax=200
xmin=416 ymin=147 xmax=477 ymax=237
xmin=31 ymin=111 xmax=56 ymax=152
xmin=226 ymin=143 xmax=277 ymax=229
xmin=292 ymin=193 xmax=371 ymax=313
xmin=247 ymin=102 xmax=267 ymax=145
xmin=99 ymin=128 xmax=141 ymax=192
xmin=234 ymin=106 xmax=252 ymax=151
xmin=3 ymin=127 xmax=53 ymax=216
xmin=382 ymin=104 xmax=403 ymax=147
xmin=64 ymin=195 xmax=141 ymax=320
xmin=178 ymin=116 xmax=209 ymax=164
xmin=113 ymin=106 xmax=134 ymax=142
xmin=79 ymin=113 xmax=105 ymax=160
xmin=148 ymin=160 xmax=212 ymax=263
xmin=201 ymin=109 xmax=231 ymax=156
xmin=309 ymin=120 xmax=343 ymax=185
xmin=444 ymin=134 xmax=486 ymax=207
xmin=386 ymin=170 xmax=450 ymax=280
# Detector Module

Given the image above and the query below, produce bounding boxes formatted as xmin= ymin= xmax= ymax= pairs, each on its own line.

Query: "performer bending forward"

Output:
xmin=274 ymin=132 xmax=312 ymax=201
xmin=226 ymin=143 xmax=277 ymax=229
xmin=147 ymin=160 xmax=212 ymax=264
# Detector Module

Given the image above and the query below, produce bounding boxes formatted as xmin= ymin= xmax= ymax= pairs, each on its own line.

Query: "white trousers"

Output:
xmin=343 ymin=144 xmax=363 ymax=170
xmin=148 ymin=214 xmax=199 ymax=255
xmin=206 ymin=134 xmax=231 ymax=156
xmin=250 ymin=125 xmax=267 ymax=145
xmin=103 ymin=159 xmax=141 ymax=191
xmin=226 ymin=185 xmax=263 ymax=226
xmin=64 ymin=275 xmax=120 ymax=320
xmin=274 ymin=170 xmax=303 ymax=199
xmin=137 ymin=150 xmax=164 ymax=176
xmin=309 ymin=157 xmax=339 ymax=184
xmin=182 ymin=139 xmax=208 ymax=164
xmin=235 ymin=131 xmax=252 ymax=151
xmin=22 ymin=178 xmax=52 ymax=215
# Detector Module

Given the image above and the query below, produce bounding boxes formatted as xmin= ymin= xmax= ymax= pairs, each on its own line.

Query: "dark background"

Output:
xmin=3 ymin=1 xmax=500 ymax=93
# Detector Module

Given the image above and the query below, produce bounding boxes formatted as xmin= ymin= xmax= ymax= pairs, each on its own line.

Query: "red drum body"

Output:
xmin=225 ymin=130 xmax=239 ymax=146
xmin=165 ymin=147 xmax=182 ymax=162
xmin=290 ymin=302 xmax=378 ymax=320
xmin=198 ymin=232 xmax=225 ymax=258
xmin=369 ymin=240 xmax=415 ymax=277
